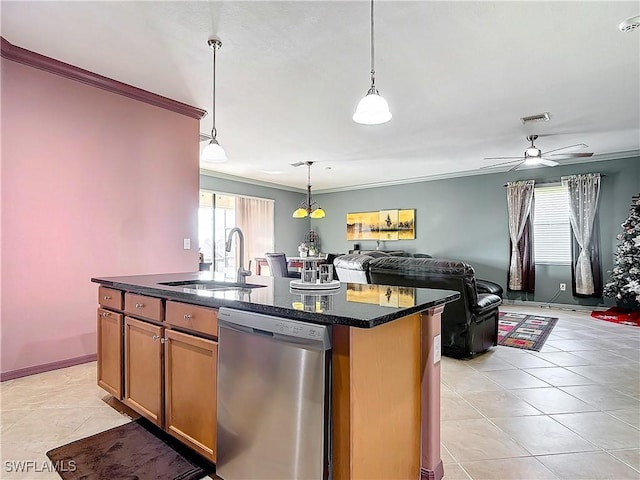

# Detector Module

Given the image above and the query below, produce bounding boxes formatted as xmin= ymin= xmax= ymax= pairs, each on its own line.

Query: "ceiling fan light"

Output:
xmin=201 ymin=140 xmax=228 ymax=163
xmin=524 ymin=156 xmax=542 ymax=166
xmin=353 ymin=91 xmax=392 ymax=125
xmin=310 ymin=207 xmax=326 ymax=219
xmin=525 ymin=147 xmax=541 ymax=157
xmin=293 ymin=208 xmax=309 ymax=218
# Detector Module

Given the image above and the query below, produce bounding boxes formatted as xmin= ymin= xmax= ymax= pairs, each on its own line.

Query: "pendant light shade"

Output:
xmin=353 ymin=87 xmax=392 ymax=125
xmin=310 ymin=207 xmax=326 ymax=219
xmin=292 ymin=162 xmax=325 ymax=219
xmin=201 ymin=138 xmax=227 ymax=163
xmin=353 ymin=0 xmax=391 ymax=125
xmin=201 ymin=38 xmax=228 ymax=163
xmin=293 ymin=207 xmax=309 ymax=219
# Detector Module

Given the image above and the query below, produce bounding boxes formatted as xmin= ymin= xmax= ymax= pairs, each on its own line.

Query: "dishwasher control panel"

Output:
xmin=274 ymin=320 xmax=323 ymax=340
xmin=218 ymin=307 xmax=331 ymax=350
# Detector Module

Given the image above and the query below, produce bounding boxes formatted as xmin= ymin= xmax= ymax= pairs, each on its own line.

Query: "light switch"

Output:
xmin=183 ymin=238 xmax=191 ymax=250
xmin=433 ymin=334 xmax=441 ymax=364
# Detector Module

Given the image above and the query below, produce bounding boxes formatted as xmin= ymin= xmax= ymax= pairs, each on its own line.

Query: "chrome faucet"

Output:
xmin=225 ymin=227 xmax=252 ymax=284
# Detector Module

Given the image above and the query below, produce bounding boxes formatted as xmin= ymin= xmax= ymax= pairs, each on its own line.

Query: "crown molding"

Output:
xmin=314 ymin=150 xmax=640 ymax=194
xmin=199 ymin=168 xmax=305 ymax=193
xmin=1 ymin=36 xmax=206 ymax=120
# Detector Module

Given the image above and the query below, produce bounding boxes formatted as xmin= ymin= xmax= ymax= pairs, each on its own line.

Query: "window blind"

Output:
xmin=533 ymin=184 xmax=572 ymax=265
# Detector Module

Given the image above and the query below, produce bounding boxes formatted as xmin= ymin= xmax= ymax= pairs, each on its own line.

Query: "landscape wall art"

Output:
xmin=346 ymin=209 xmax=415 ymax=241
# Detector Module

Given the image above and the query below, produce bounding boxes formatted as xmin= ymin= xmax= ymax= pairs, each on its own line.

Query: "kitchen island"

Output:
xmin=92 ymin=272 xmax=459 ymax=480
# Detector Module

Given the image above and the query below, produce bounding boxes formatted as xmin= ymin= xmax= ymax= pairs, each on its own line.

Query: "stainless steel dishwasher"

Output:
xmin=216 ymin=307 xmax=332 ymax=480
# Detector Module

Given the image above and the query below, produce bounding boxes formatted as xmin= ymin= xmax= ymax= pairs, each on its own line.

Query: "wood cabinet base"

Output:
xmin=164 ymin=329 xmax=217 ymax=463
xmin=97 ymin=308 xmax=123 ymax=398
xmin=124 ymin=317 xmax=163 ymax=426
xmin=332 ymin=307 xmax=444 ymax=480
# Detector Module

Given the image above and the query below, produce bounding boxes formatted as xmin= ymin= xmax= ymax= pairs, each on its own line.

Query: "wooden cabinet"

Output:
xmin=98 ymin=287 xmax=219 ymax=461
xmin=99 ymin=286 xmax=124 ymax=310
xmin=124 ymin=292 xmax=163 ymax=322
xmin=164 ymin=329 xmax=218 ymax=462
xmin=97 ymin=308 xmax=123 ymax=398
xmin=97 ymin=288 xmax=124 ymax=400
xmin=124 ymin=316 xmax=164 ymax=426
xmin=166 ymin=300 xmax=218 ymax=337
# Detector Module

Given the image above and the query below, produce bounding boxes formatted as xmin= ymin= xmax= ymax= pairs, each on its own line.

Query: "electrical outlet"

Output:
xmin=433 ymin=334 xmax=442 ymax=364
xmin=559 ymin=283 xmax=566 ymax=291
xmin=183 ymin=238 xmax=191 ymax=250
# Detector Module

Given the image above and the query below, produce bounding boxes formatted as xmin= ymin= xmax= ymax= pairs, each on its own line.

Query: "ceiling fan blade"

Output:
xmin=480 ymin=159 xmax=525 ymax=169
xmin=199 ymin=132 xmax=212 ymax=142
xmin=542 ymin=143 xmax=588 ymax=155
xmin=508 ymin=161 xmax=525 ymax=172
xmin=290 ymin=161 xmax=306 ymax=167
xmin=547 ymin=152 xmax=594 ymax=158
xmin=539 ymin=159 xmax=559 ymax=167
xmin=483 ymin=156 xmax=524 ymax=161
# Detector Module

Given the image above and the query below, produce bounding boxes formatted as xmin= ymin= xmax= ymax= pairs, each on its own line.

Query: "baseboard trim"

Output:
xmin=502 ymin=299 xmax=608 ymax=313
xmin=0 ymin=354 xmax=97 ymax=382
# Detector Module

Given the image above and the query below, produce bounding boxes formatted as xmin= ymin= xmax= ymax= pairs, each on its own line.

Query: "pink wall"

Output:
xmin=1 ymin=58 xmax=199 ymax=376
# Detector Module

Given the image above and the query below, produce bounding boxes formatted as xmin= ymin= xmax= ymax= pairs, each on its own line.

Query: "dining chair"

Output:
xmin=264 ymin=253 xmax=301 ymax=278
xmin=324 ymin=253 xmax=344 ymax=281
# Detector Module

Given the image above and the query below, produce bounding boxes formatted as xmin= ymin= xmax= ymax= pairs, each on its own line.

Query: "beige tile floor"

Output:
xmin=441 ymin=305 xmax=640 ymax=480
xmin=1 ymin=305 xmax=639 ymax=479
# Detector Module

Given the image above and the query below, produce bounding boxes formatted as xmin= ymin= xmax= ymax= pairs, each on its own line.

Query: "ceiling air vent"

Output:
xmin=520 ymin=112 xmax=550 ymax=124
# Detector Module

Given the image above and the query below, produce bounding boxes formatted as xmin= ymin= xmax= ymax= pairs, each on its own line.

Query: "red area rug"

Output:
xmin=590 ymin=308 xmax=640 ymax=327
xmin=498 ymin=312 xmax=558 ymax=351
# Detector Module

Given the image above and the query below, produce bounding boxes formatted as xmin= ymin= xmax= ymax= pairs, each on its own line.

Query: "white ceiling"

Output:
xmin=2 ymin=1 xmax=639 ymax=191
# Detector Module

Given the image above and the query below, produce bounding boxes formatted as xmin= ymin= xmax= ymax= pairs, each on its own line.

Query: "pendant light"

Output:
xmin=293 ymin=162 xmax=326 ymax=219
xmin=353 ymin=0 xmax=392 ymax=125
xmin=201 ymin=38 xmax=228 ymax=163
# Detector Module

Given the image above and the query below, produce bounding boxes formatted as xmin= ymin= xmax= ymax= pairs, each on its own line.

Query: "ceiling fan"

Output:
xmin=482 ymin=135 xmax=594 ymax=171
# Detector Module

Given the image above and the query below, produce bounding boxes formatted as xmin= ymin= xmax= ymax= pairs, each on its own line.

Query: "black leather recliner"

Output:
xmin=368 ymin=257 xmax=502 ymax=358
xmin=333 ymin=253 xmax=376 ymax=283
xmin=476 ymin=279 xmax=504 ymax=298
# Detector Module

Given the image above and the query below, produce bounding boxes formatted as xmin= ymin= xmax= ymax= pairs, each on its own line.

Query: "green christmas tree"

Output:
xmin=603 ymin=195 xmax=640 ymax=309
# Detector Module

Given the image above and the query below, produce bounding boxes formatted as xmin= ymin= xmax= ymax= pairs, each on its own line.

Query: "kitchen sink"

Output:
xmin=159 ymin=280 xmax=267 ymax=291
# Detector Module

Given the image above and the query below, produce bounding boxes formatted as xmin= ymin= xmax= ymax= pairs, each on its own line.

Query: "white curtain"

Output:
xmin=506 ymin=180 xmax=535 ymax=290
xmin=235 ymin=196 xmax=274 ymax=273
xmin=562 ymin=173 xmax=601 ymax=295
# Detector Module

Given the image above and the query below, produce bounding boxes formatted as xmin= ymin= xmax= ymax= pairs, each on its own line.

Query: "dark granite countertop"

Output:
xmin=91 ymin=272 xmax=459 ymax=328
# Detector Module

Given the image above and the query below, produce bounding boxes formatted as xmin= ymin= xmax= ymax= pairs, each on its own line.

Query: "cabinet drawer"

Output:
xmin=125 ymin=293 xmax=163 ymax=322
xmin=166 ymin=301 xmax=218 ymax=337
xmin=99 ymin=286 xmax=123 ymax=310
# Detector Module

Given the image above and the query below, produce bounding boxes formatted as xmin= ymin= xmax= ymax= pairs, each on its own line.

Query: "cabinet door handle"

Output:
xmin=160 ymin=337 xmax=168 ymax=344
xmin=101 ymin=312 xmax=111 ymax=317
xmin=183 ymin=314 xmax=192 ymax=320
xmin=152 ymin=335 xmax=160 ymax=341
xmin=135 ymin=303 xmax=144 ymax=309
xmin=103 ymin=295 xmax=112 ymax=300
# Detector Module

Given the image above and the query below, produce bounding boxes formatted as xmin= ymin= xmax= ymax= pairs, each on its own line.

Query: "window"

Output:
xmin=533 ymin=184 xmax=571 ymax=265
xmin=198 ymin=191 xmax=274 ymax=275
